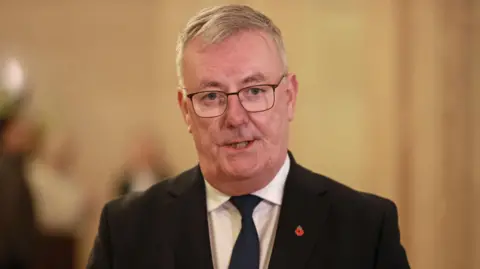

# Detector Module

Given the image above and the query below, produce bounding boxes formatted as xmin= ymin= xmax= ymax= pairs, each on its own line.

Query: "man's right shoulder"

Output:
xmin=100 ymin=166 xmax=198 ymax=224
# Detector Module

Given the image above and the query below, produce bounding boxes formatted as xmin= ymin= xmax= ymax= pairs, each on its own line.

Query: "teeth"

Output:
xmin=230 ymin=141 xmax=249 ymax=149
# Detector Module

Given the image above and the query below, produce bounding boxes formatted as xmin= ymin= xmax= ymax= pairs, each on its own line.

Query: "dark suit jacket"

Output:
xmin=0 ymin=153 xmax=38 ymax=269
xmin=87 ymin=153 xmax=410 ymax=269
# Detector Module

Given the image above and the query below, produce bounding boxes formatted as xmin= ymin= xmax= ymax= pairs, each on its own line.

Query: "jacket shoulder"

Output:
xmin=101 ymin=166 xmax=198 ymax=226
xmin=297 ymin=163 xmax=396 ymax=219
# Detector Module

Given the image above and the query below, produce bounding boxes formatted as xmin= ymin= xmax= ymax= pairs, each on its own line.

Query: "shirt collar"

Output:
xmin=204 ymin=154 xmax=291 ymax=212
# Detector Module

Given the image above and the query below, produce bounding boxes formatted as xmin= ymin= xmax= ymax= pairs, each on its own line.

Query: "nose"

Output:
xmin=223 ymin=95 xmax=249 ymax=128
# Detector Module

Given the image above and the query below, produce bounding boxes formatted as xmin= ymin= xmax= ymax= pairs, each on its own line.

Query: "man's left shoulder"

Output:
xmin=298 ymin=164 xmax=398 ymax=220
xmin=326 ymin=175 xmax=396 ymax=212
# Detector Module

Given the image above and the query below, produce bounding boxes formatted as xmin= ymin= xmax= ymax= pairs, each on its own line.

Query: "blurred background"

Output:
xmin=0 ymin=0 xmax=478 ymax=269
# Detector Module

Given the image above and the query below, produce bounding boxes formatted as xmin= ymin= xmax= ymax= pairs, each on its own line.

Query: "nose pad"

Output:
xmin=224 ymin=94 xmax=248 ymax=126
xmin=226 ymin=94 xmax=244 ymax=111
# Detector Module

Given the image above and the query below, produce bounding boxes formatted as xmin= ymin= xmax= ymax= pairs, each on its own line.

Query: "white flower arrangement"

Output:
xmin=0 ymin=58 xmax=25 ymax=119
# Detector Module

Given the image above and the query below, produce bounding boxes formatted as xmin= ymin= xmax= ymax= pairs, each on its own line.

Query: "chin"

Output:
xmin=221 ymin=157 xmax=261 ymax=179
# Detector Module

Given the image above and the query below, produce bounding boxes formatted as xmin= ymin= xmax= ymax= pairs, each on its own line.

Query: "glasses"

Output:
xmin=185 ymin=74 xmax=286 ymax=118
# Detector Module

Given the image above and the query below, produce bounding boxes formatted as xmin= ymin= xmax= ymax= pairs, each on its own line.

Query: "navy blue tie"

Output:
xmin=228 ymin=195 xmax=262 ymax=269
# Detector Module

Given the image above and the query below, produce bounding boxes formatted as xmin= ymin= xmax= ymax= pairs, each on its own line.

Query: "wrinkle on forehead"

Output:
xmin=196 ymin=72 xmax=268 ymax=91
xmin=182 ymin=30 xmax=283 ymax=91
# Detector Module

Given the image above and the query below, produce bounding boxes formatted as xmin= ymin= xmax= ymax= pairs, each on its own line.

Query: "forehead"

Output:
xmin=182 ymin=30 xmax=283 ymax=89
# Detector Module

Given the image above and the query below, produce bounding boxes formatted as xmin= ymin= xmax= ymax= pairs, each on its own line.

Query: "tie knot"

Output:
xmin=230 ymin=195 xmax=262 ymax=218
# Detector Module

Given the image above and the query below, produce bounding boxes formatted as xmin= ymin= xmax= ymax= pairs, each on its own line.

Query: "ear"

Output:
xmin=285 ymin=73 xmax=299 ymax=121
xmin=177 ymin=89 xmax=192 ymax=133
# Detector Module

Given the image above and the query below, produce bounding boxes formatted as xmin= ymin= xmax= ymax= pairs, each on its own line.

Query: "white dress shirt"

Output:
xmin=205 ymin=155 xmax=290 ymax=269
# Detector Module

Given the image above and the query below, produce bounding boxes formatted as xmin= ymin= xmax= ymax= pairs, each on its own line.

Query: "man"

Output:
xmin=87 ymin=4 xmax=410 ymax=269
xmin=29 ymin=133 xmax=86 ymax=269
xmin=114 ymin=132 xmax=172 ymax=196
xmin=0 ymin=115 xmax=38 ymax=269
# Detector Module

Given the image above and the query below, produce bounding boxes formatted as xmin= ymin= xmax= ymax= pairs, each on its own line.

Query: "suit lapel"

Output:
xmin=168 ymin=167 xmax=214 ymax=269
xmin=268 ymin=154 xmax=331 ymax=269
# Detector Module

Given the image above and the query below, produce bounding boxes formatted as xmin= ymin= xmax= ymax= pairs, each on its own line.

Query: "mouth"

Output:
xmin=223 ymin=140 xmax=255 ymax=150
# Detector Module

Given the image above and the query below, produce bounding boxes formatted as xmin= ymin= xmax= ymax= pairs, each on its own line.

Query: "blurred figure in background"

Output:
xmin=115 ymin=131 xmax=172 ymax=196
xmin=29 ymin=132 xmax=88 ymax=235
xmin=0 ymin=114 xmax=38 ymax=269
xmin=28 ymin=131 xmax=91 ymax=269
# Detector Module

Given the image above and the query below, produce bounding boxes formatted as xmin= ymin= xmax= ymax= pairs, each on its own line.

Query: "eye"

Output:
xmin=247 ymin=87 xmax=265 ymax=95
xmin=202 ymin=92 xmax=219 ymax=100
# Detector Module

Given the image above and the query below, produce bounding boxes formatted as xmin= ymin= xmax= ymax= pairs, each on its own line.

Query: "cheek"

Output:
xmin=252 ymin=112 xmax=281 ymax=138
xmin=191 ymin=118 xmax=219 ymax=147
xmin=255 ymin=102 xmax=290 ymax=142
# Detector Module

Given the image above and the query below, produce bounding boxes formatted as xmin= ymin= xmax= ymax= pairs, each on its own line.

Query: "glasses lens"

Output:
xmin=191 ymin=86 xmax=275 ymax=117
xmin=239 ymin=86 xmax=274 ymax=112
xmin=192 ymin=91 xmax=227 ymax=117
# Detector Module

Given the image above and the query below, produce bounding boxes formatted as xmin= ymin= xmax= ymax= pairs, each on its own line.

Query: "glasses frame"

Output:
xmin=185 ymin=74 xmax=287 ymax=118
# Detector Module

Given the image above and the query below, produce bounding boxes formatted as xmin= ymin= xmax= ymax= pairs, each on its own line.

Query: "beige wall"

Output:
xmin=0 ymin=1 xmax=478 ymax=268
xmin=472 ymin=1 xmax=480 ymax=267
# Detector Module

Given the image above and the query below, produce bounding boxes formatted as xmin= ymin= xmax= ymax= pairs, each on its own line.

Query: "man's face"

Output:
xmin=49 ymin=137 xmax=77 ymax=172
xmin=129 ymin=135 xmax=157 ymax=170
xmin=2 ymin=119 xmax=36 ymax=154
xmin=178 ymin=30 xmax=298 ymax=180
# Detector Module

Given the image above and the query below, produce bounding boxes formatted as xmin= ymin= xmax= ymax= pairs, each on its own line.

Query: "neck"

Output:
xmin=203 ymin=152 xmax=288 ymax=196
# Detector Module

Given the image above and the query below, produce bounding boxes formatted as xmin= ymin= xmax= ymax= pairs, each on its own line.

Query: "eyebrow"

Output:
xmin=197 ymin=72 xmax=268 ymax=91
xmin=198 ymin=80 xmax=222 ymax=90
xmin=240 ymin=72 xmax=267 ymax=85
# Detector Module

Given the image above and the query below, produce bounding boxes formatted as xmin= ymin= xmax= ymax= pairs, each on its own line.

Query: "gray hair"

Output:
xmin=175 ymin=4 xmax=288 ymax=88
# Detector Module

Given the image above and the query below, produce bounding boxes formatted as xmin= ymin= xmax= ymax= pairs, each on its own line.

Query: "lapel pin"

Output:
xmin=295 ymin=225 xmax=304 ymax=237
